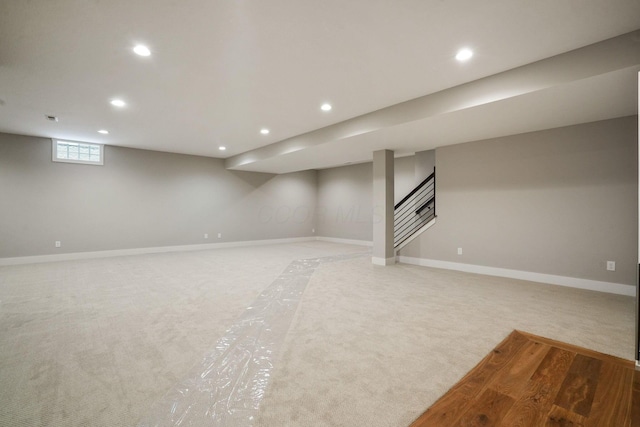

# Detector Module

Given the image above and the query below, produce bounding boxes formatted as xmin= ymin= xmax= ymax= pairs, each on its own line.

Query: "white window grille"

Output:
xmin=52 ymin=139 xmax=103 ymax=165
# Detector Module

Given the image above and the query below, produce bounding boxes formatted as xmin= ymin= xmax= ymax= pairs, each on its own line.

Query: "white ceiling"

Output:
xmin=1 ymin=0 xmax=639 ymax=173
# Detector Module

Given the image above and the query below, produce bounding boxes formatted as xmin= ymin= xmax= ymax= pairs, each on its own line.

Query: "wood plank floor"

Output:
xmin=410 ymin=330 xmax=640 ymax=427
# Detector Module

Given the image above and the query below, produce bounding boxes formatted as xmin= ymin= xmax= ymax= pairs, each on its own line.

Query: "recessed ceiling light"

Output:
xmin=110 ymin=99 xmax=126 ymax=107
xmin=219 ymin=146 xmax=226 ymax=151
xmin=98 ymin=129 xmax=109 ymax=134
xmin=133 ymin=44 xmax=151 ymax=57
xmin=456 ymin=48 xmax=473 ymax=61
xmin=260 ymin=128 xmax=270 ymax=135
xmin=321 ymin=103 xmax=332 ymax=111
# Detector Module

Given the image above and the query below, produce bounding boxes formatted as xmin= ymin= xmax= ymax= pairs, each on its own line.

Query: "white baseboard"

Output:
xmin=397 ymin=256 xmax=636 ymax=297
xmin=0 ymin=237 xmax=318 ymax=266
xmin=316 ymin=236 xmax=373 ymax=247
xmin=372 ymin=256 xmax=397 ymax=266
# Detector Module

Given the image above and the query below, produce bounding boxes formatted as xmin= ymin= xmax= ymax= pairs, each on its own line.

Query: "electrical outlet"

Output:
xmin=218 ymin=233 xmax=222 ymax=239
xmin=55 ymin=241 xmax=61 ymax=248
xmin=204 ymin=233 xmax=208 ymax=239
xmin=606 ymin=261 xmax=616 ymax=271
xmin=457 ymin=247 xmax=462 ymax=255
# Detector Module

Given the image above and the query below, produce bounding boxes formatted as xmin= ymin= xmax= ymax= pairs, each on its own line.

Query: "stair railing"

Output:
xmin=394 ymin=168 xmax=436 ymax=248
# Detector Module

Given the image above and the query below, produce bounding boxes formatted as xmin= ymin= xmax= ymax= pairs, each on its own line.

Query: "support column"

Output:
xmin=372 ymin=149 xmax=395 ymax=265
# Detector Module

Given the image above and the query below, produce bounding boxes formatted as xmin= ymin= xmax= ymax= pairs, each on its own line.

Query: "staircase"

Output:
xmin=394 ymin=169 xmax=436 ymax=250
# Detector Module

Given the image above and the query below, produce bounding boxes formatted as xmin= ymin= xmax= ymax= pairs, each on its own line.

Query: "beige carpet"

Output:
xmin=0 ymin=242 xmax=634 ymax=426
xmin=0 ymin=242 xmax=365 ymax=426
xmin=255 ymin=256 xmax=634 ymax=427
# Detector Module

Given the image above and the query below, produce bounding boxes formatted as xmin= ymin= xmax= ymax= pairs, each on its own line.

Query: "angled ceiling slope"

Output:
xmin=227 ymin=30 xmax=640 ymax=174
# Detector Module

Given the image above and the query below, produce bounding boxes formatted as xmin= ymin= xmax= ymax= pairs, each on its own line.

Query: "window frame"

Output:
xmin=51 ymin=139 xmax=104 ymax=166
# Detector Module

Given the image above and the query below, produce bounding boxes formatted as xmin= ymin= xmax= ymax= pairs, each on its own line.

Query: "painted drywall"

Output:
xmin=394 ymin=156 xmax=416 ymax=204
xmin=400 ymin=116 xmax=638 ymax=286
xmin=0 ymin=133 xmax=317 ymax=258
xmin=372 ymin=150 xmax=395 ymax=262
xmin=316 ymin=156 xmax=415 ymax=242
xmin=316 ymin=162 xmax=373 ymax=241
xmin=415 ymin=150 xmax=435 ymax=184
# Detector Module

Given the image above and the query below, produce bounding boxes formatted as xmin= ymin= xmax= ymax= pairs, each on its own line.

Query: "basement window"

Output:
xmin=52 ymin=139 xmax=103 ymax=165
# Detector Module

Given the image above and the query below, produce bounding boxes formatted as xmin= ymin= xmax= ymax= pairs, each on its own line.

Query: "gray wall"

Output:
xmin=0 ymin=133 xmax=317 ymax=258
xmin=316 ymin=162 xmax=373 ymax=241
xmin=3 ymin=115 xmax=637 ymax=287
xmin=400 ymin=116 xmax=638 ymax=286
xmin=316 ymin=156 xmax=415 ymax=242
xmin=394 ymin=156 xmax=416 ymax=204
xmin=414 ymin=150 xmax=435 ymax=184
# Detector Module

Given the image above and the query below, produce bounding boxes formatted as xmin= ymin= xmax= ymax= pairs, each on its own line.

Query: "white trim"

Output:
xmin=316 ymin=236 xmax=372 ymax=247
xmin=52 ymin=139 xmax=104 ymax=166
xmin=0 ymin=237 xmax=317 ymax=266
xmin=372 ymin=256 xmax=397 ymax=266
xmin=397 ymin=256 xmax=636 ymax=297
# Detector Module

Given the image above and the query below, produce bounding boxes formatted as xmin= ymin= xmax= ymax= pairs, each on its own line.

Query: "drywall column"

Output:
xmin=372 ymin=149 xmax=395 ymax=265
